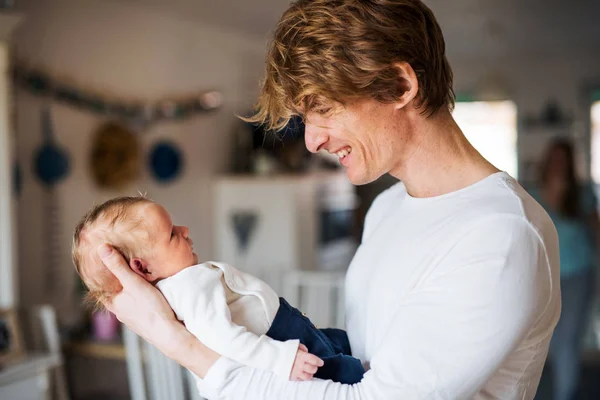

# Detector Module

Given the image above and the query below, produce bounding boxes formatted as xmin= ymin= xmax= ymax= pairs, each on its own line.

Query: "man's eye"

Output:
xmin=171 ymin=230 xmax=176 ymax=238
xmin=316 ymin=108 xmax=331 ymax=115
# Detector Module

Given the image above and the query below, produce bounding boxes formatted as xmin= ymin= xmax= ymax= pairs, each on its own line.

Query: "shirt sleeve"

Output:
xmin=202 ymin=216 xmax=557 ymax=399
xmin=160 ymin=267 xmax=299 ymax=380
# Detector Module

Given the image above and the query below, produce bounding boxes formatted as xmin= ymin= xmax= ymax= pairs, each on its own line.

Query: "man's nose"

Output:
xmin=304 ymin=123 xmax=329 ymax=153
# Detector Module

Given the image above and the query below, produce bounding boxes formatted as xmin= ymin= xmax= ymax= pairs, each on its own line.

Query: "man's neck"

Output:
xmin=391 ymin=110 xmax=500 ymax=198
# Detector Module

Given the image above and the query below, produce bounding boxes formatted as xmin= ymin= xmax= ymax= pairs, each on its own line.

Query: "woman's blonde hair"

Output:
xmin=246 ymin=0 xmax=455 ymax=131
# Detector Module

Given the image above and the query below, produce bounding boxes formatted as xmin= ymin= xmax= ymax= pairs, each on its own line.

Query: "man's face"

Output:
xmin=304 ymin=97 xmax=409 ymax=185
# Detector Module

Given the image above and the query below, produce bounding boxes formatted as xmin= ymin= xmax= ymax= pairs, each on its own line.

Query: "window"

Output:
xmin=453 ymin=101 xmax=518 ymax=178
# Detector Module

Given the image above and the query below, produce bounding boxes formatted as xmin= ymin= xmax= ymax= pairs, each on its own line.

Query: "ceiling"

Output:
xmin=113 ymin=0 xmax=600 ymax=58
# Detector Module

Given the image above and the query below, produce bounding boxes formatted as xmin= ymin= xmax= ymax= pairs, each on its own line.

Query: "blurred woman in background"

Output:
xmin=532 ymin=138 xmax=599 ymax=400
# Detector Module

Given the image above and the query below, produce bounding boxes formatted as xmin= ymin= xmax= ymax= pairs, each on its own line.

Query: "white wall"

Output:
xmin=451 ymin=54 xmax=600 ymax=126
xmin=450 ymin=54 xmax=600 ymax=181
xmin=0 ymin=14 xmax=23 ymax=310
xmin=11 ymin=0 xmax=600 ymax=324
xmin=12 ymin=0 xmax=266 ymax=324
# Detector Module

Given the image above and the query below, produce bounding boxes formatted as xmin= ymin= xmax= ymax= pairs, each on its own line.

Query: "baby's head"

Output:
xmin=72 ymin=196 xmax=198 ymax=308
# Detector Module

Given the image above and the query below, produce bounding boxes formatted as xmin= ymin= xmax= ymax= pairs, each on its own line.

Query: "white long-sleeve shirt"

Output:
xmin=202 ymin=172 xmax=561 ymax=399
xmin=157 ymin=262 xmax=299 ymax=383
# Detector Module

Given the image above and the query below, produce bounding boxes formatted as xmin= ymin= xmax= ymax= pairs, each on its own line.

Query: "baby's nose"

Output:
xmin=180 ymin=226 xmax=190 ymax=238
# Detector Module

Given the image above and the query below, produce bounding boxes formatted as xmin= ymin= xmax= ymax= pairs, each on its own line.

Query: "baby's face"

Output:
xmin=138 ymin=202 xmax=199 ymax=280
xmin=80 ymin=202 xmax=198 ymax=296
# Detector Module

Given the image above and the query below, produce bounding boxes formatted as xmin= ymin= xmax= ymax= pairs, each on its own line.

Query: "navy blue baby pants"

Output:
xmin=266 ymin=297 xmax=365 ymax=384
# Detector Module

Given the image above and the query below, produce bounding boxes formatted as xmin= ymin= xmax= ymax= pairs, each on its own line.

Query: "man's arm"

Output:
xmin=97 ymin=245 xmax=221 ymax=379
xmin=200 ymin=216 xmax=558 ymax=399
xmin=97 ymin=248 xmax=320 ymax=386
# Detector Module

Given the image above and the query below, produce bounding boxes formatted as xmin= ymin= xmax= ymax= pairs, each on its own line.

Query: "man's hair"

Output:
xmin=246 ymin=0 xmax=455 ymax=131
xmin=72 ymin=196 xmax=152 ymax=309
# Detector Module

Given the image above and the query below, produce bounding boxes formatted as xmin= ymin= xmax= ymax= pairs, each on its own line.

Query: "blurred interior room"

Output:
xmin=1 ymin=0 xmax=600 ymax=399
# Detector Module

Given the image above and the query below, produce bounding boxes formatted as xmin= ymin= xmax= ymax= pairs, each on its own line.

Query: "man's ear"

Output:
xmin=392 ymin=61 xmax=419 ymax=110
xmin=129 ymin=257 xmax=153 ymax=282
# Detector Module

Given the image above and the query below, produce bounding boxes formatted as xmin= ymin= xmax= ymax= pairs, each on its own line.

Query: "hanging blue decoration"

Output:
xmin=149 ymin=141 xmax=183 ymax=183
xmin=34 ymin=106 xmax=70 ymax=187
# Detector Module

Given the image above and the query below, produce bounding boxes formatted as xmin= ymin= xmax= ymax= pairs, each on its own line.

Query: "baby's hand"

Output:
xmin=290 ymin=343 xmax=323 ymax=381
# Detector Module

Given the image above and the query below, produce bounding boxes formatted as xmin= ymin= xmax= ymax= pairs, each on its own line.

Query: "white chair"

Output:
xmin=249 ymin=267 xmax=347 ymax=329
xmin=32 ymin=305 xmax=70 ymax=400
xmin=0 ymin=305 xmax=68 ymax=400
xmin=282 ymin=269 xmax=347 ymax=329
xmin=123 ymin=326 xmax=205 ymax=400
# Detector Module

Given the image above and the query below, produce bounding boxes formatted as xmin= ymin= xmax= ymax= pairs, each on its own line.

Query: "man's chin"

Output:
xmin=346 ymin=170 xmax=380 ymax=186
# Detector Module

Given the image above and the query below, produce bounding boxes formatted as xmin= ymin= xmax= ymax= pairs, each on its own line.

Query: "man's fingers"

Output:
xmin=298 ymin=343 xmax=308 ymax=352
xmin=97 ymin=244 xmax=140 ymax=288
xmin=304 ymin=353 xmax=323 ymax=367
xmin=303 ymin=364 xmax=318 ymax=374
xmin=300 ymin=372 xmax=313 ymax=381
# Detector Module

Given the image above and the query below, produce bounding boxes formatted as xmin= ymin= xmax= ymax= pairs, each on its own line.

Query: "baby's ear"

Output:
xmin=129 ymin=258 xmax=153 ymax=281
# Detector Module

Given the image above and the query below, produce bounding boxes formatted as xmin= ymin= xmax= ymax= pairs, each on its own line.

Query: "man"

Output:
xmin=99 ymin=1 xmax=560 ymax=398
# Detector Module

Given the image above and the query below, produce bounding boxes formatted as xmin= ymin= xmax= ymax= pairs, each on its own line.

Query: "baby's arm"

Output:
xmin=158 ymin=266 xmax=315 ymax=380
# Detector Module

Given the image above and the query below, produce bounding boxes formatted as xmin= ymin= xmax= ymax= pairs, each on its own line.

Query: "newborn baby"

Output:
xmin=72 ymin=196 xmax=365 ymax=389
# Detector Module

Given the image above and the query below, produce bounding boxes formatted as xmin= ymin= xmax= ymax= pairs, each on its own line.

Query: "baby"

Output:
xmin=72 ymin=196 xmax=365 ymax=388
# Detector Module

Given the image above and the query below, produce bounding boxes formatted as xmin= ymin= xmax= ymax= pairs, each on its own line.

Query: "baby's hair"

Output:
xmin=72 ymin=195 xmax=152 ymax=310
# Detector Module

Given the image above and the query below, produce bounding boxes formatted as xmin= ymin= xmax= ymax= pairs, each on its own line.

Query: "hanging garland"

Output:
xmin=12 ymin=62 xmax=223 ymax=126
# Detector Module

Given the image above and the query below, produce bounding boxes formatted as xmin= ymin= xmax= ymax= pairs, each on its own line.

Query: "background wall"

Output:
xmin=5 ymin=1 xmax=600 ymax=398
xmin=13 ymin=0 xmax=266 ymax=324
xmin=451 ymin=56 xmax=600 ymax=178
xmin=11 ymin=0 xmax=600 ymax=326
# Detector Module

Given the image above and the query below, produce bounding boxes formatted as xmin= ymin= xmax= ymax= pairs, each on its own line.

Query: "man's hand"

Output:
xmin=290 ymin=344 xmax=323 ymax=381
xmin=98 ymin=244 xmax=186 ymax=352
